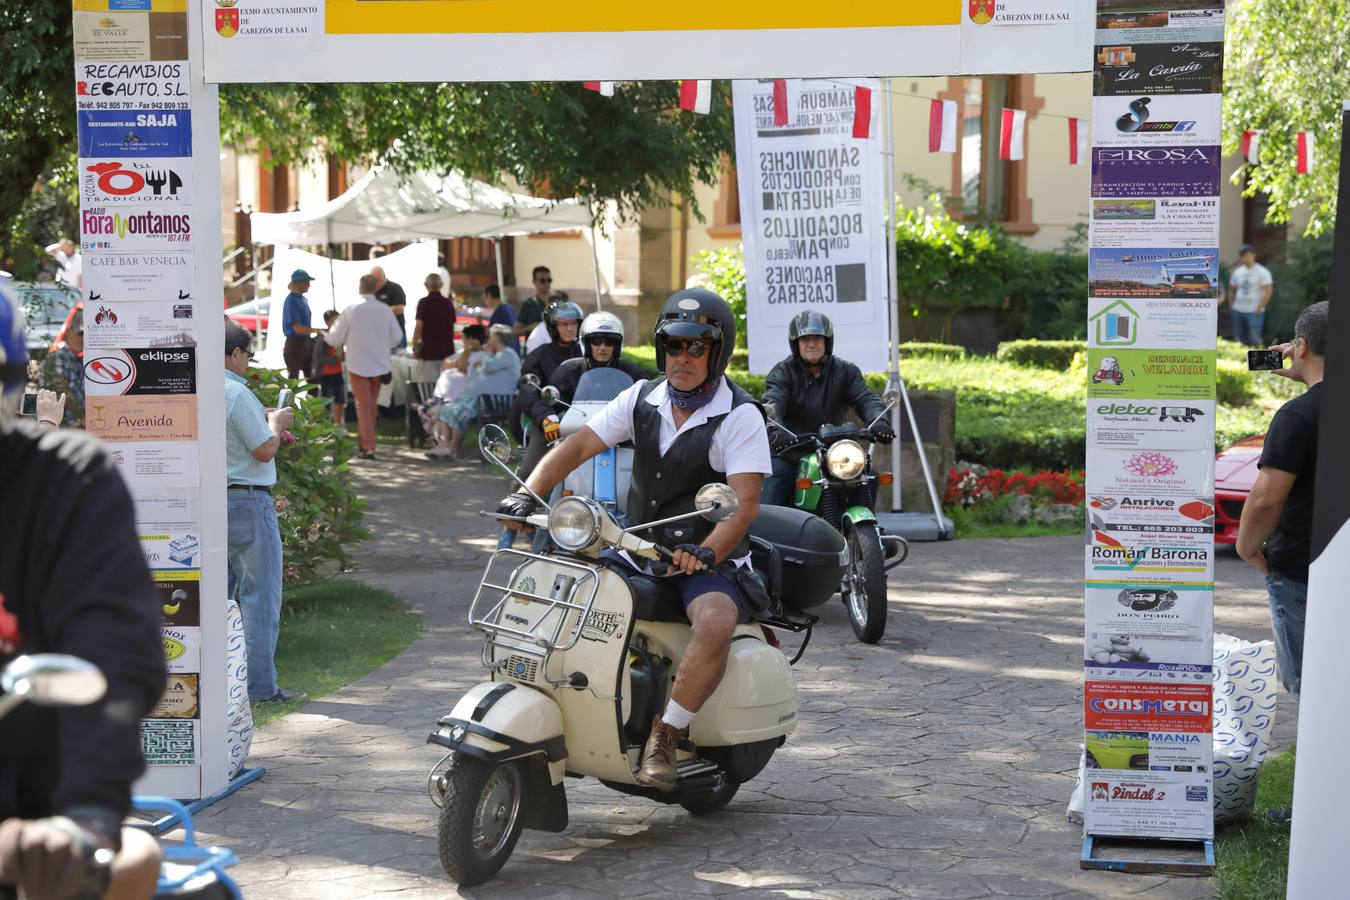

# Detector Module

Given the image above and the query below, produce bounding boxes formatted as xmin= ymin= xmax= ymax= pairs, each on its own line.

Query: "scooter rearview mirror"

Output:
xmin=694 ymin=483 xmax=739 ymax=522
xmin=479 ymin=423 xmax=514 ymax=466
xmin=0 ymin=654 xmax=106 ymax=708
xmin=540 ymin=385 xmax=561 ymax=405
xmin=519 ymin=374 xmax=541 ymax=390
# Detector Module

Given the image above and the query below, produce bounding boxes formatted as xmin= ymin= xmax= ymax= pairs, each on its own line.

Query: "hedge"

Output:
xmin=900 ymin=342 xmax=966 ymax=361
xmin=995 ymin=339 xmax=1083 ymax=370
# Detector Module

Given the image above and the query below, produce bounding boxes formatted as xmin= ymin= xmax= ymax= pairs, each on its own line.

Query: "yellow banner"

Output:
xmin=72 ymin=0 xmax=187 ymax=11
xmin=326 ymin=0 xmax=959 ymax=34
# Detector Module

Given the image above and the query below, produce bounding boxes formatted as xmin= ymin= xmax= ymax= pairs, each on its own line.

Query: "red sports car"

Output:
xmin=1214 ymin=435 xmax=1264 ymax=545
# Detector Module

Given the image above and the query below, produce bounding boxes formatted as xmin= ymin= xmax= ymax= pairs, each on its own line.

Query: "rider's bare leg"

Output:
xmin=669 ymin=591 xmax=737 ymax=714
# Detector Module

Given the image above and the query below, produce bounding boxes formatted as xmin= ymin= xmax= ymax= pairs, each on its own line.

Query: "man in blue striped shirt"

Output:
xmin=224 ymin=319 xmax=304 ymax=704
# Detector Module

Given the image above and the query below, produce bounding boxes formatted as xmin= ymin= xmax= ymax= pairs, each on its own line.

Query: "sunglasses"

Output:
xmin=587 ymin=335 xmax=619 ymax=347
xmin=536 ymin=277 xmax=553 ymax=284
xmin=661 ymin=338 xmax=709 ymax=359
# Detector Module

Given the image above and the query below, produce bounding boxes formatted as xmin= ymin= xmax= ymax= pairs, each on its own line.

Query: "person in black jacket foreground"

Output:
xmin=514 ymin=300 xmax=584 ymax=473
xmin=0 ymin=280 xmax=164 ymax=899
xmin=759 ymin=310 xmax=894 ymax=507
xmin=537 ymin=312 xmax=651 ymax=427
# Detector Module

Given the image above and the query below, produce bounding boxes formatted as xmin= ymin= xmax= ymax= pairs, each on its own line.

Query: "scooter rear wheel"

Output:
xmin=679 ymin=779 xmax=740 ymax=815
xmin=437 ymin=757 xmax=525 ymax=886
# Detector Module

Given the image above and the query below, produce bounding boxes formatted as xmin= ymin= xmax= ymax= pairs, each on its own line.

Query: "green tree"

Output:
xmin=0 ymin=3 xmax=732 ymax=262
xmin=1225 ymin=0 xmax=1350 ymax=235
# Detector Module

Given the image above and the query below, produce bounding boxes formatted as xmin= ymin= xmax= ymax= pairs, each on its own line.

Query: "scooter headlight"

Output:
xmin=825 ymin=440 xmax=867 ymax=480
xmin=547 ymin=496 xmax=602 ymax=552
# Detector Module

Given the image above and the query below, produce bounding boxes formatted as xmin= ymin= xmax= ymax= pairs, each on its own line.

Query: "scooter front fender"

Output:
xmin=428 ymin=681 xmax=567 ymax=784
xmin=842 ymin=505 xmax=878 ymax=528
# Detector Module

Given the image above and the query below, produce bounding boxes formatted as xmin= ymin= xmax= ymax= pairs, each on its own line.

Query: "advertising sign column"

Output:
xmin=1082 ymin=0 xmax=1223 ymax=850
xmin=732 ymin=79 xmax=890 ymax=375
xmin=72 ymin=0 xmax=228 ymax=799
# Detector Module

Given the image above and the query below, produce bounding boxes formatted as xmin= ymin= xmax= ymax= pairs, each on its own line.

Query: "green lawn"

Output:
xmin=944 ymin=504 xmax=1081 ymax=539
xmin=253 ymin=579 xmax=423 ymax=727
xmin=1216 ymin=747 xmax=1296 ymax=900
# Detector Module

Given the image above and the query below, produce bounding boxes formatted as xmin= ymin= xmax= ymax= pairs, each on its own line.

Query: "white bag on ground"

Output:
xmin=1211 ymin=632 xmax=1277 ymax=823
xmin=225 ymin=598 xmax=254 ymax=781
xmin=1067 ymin=633 xmax=1278 ymax=826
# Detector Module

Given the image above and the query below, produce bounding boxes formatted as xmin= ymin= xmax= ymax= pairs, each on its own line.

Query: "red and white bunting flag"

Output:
xmin=928 ymin=99 xmax=957 ymax=152
xmin=583 ymin=81 xmax=614 ymax=97
xmin=1296 ymin=131 xmax=1315 ymax=173
xmin=999 ymin=107 xmax=1026 ymax=161
xmin=1241 ymin=130 xmax=1261 ymax=165
xmin=852 ymin=86 xmax=873 ymax=139
xmin=772 ymin=80 xmax=790 ymax=126
xmin=1068 ymin=116 xmax=1088 ymax=165
xmin=679 ymin=79 xmax=712 ymax=114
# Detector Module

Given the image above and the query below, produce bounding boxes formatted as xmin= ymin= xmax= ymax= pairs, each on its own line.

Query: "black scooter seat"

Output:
xmin=608 ymin=567 xmax=687 ymax=623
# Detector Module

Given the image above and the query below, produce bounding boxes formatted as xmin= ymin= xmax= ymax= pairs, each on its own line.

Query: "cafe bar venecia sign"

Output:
xmin=201 ymin=0 xmax=1093 ymax=82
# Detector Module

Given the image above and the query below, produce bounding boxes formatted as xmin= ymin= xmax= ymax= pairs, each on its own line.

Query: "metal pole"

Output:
xmin=883 ymin=78 xmax=903 ymax=512
xmin=589 ymin=218 xmax=604 ymax=311
xmin=325 ymin=218 xmax=337 ymax=312
xmin=493 ymin=238 xmax=505 ymax=293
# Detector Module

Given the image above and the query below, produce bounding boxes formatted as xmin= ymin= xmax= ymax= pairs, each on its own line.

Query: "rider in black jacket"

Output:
xmin=537 ymin=312 xmax=650 ymax=427
xmin=760 ymin=310 xmax=893 ymax=506
xmin=515 ymin=300 xmax=584 ymax=471
xmin=0 ymin=280 xmax=164 ymax=900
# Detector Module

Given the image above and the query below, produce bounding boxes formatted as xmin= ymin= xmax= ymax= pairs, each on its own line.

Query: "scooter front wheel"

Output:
xmin=437 ymin=756 xmax=526 ymax=886
xmin=844 ymin=523 xmax=888 ymax=644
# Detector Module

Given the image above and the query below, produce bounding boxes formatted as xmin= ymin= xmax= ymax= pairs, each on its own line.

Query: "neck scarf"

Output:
xmin=668 ymin=377 xmax=719 ymax=410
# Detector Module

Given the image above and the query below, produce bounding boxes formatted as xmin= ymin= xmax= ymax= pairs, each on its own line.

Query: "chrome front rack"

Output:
xmin=467 ymin=549 xmax=601 ymax=671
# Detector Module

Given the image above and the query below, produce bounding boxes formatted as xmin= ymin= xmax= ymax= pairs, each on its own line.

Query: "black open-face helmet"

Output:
xmin=653 ymin=288 xmax=736 ymax=383
xmin=788 ymin=310 xmax=834 ymax=359
xmin=544 ymin=300 xmax=584 ymax=343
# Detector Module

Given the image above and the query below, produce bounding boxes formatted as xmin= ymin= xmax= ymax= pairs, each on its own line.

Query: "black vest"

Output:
xmin=627 ymin=377 xmax=763 ymax=556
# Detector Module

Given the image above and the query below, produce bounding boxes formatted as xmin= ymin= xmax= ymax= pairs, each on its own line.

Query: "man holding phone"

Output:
xmin=1236 ymin=301 xmax=1328 ymax=706
xmin=224 ymin=320 xmax=304 ymax=704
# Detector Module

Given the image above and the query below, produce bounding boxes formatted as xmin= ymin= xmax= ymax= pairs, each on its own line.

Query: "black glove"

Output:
xmin=869 ymin=420 xmax=896 ymax=443
xmin=769 ymin=427 xmax=796 ymax=454
xmin=496 ymin=490 xmax=539 ymax=521
xmin=672 ymin=543 xmax=716 ymax=571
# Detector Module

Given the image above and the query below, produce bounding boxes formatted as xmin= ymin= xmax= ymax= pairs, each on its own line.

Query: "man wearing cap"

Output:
xmin=281 ymin=269 xmax=321 ymax=380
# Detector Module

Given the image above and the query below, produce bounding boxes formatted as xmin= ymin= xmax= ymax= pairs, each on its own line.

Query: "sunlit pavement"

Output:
xmin=191 ymin=446 xmax=1289 ymax=898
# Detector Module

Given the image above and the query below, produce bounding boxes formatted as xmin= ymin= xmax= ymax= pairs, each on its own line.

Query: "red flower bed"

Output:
xmin=946 ymin=466 xmax=1085 ymax=509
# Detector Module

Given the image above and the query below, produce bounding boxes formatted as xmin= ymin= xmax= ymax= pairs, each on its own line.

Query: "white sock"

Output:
xmin=661 ymin=699 xmax=696 ymax=730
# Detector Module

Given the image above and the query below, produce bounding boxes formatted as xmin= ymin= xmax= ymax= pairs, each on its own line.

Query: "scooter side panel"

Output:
xmin=639 ymin=623 xmax=799 ymax=748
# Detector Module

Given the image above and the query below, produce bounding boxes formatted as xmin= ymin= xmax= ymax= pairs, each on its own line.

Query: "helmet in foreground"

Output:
xmin=544 ymin=299 xmax=584 ymax=343
xmin=0 ymin=277 xmax=28 ymax=429
xmin=652 ymin=288 xmax=737 ymax=386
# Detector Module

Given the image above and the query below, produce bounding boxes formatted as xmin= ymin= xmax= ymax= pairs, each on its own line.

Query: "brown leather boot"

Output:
xmin=636 ymin=718 xmax=684 ymax=791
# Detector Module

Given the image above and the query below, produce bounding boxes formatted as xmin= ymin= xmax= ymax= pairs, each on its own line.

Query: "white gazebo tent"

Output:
xmin=249 ymin=165 xmax=600 ymax=300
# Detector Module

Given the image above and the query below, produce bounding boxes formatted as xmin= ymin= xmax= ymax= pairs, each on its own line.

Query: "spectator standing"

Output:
xmin=515 ymin=265 xmax=551 ymax=347
xmin=43 ymin=238 xmax=82 ymax=289
xmin=312 ymin=309 xmax=347 ymax=425
xmin=370 ymin=265 xmax=408 ymax=345
xmin=412 ymin=272 xmax=457 ymax=382
xmin=1236 ymin=300 xmax=1328 ymax=702
xmin=325 ymin=274 xmax=403 ymax=460
xmin=223 ymin=319 xmax=302 ymax=704
xmin=280 ymin=269 xmax=320 ymax=380
xmin=1227 ymin=244 xmax=1274 ymax=346
xmin=39 ymin=307 xmax=84 ymax=428
xmin=485 ymin=283 xmax=516 ymax=331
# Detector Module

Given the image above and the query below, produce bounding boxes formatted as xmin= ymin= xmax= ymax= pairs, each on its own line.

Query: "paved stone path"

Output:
xmin=193 ymin=447 xmax=1296 ymax=898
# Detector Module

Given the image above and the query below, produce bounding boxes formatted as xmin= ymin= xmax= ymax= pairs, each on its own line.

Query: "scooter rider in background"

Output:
xmin=539 ymin=312 xmax=650 ymax=419
xmin=497 ymin=289 xmax=771 ymax=791
xmin=0 ymin=280 xmax=164 ymax=900
xmin=515 ymin=300 xmax=584 ymax=473
xmin=760 ymin=310 xmax=894 ymax=507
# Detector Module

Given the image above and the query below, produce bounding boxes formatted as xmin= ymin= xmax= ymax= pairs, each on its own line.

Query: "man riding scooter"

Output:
xmin=515 ymin=300 xmax=584 ymax=474
xmin=0 ymin=279 xmax=165 ymax=900
xmin=760 ymin=310 xmax=894 ymax=507
xmin=497 ymin=288 xmax=771 ymax=791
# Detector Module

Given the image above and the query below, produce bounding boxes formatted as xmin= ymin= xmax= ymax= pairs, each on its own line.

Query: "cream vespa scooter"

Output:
xmin=426 ymin=425 xmax=843 ymax=886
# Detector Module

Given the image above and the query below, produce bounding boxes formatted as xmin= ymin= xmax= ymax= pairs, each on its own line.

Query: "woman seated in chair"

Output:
xmin=426 ymin=324 xmax=520 ymax=458
xmin=419 ymin=324 xmax=488 ymax=435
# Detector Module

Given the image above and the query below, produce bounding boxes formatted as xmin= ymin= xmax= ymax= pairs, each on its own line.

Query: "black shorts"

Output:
xmin=599 ymin=549 xmax=750 ymax=619
xmin=319 ymin=373 xmax=346 ymax=402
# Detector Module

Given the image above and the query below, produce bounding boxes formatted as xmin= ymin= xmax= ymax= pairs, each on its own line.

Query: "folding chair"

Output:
xmin=406 ymin=381 xmax=437 ymax=449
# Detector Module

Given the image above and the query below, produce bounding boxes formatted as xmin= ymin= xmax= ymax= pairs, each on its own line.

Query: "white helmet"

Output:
xmin=579 ymin=311 xmax=625 ymax=361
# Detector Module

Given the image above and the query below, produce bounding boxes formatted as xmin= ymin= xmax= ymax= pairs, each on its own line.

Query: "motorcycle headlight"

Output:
xmin=825 ymin=440 xmax=867 ymax=480
xmin=547 ymin=496 xmax=602 ymax=552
